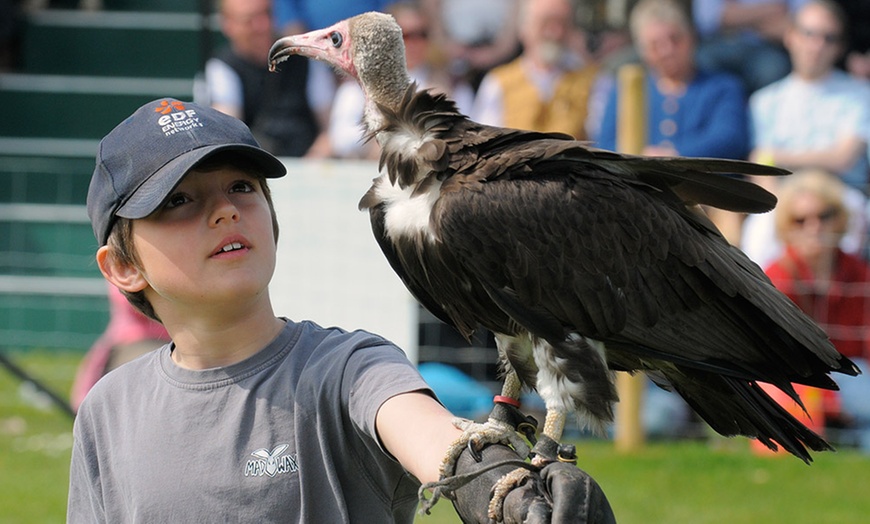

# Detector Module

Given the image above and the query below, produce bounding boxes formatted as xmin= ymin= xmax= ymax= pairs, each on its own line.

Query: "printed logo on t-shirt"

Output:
xmin=244 ymin=444 xmax=298 ymax=478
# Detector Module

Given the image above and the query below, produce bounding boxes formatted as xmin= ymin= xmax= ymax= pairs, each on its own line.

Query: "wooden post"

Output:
xmin=614 ymin=63 xmax=646 ymax=453
xmin=616 ymin=64 xmax=646 ymax=156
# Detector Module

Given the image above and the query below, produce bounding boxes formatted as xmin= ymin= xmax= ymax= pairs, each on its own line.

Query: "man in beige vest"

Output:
xmin=471 ymin=0 xmax=597 ymax=139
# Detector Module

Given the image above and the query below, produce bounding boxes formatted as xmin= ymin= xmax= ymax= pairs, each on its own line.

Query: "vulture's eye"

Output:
xmin=329 ymin=31 xmax=343 ymax=47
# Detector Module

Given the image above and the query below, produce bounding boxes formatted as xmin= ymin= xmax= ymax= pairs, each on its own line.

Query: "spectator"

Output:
xmin=202 ymin=0 xmax=319 ymax=157
xmin=692 ymin=0 xmax=805 ymax=94
xmin=764 ymin=169 xmax=870 ymax=451
xmin=594 ymin=0 xmax=749 ymax=243
xmin=741 ymin=0 xmax=870 ymax=268
xmin=749 ymin=0 xmax=870 ymax=191
xmin=471 ymin=0 xmax=598 ymax=140
xmin=595 ymin=0 xmax=749 ymax=160
xmin=422 ymin=0 xmax=522 ymax=90
xmin=70 ymin=285 xmax=170 ymax=411
xmin=329 ymin=0 xmax=474 ymax=159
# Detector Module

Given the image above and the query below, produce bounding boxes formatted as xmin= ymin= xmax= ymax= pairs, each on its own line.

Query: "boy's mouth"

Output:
xmin=212 ymin=238 xmax=249 ymax=257
xmin=219 ymin=242 xmax=245 ymax=254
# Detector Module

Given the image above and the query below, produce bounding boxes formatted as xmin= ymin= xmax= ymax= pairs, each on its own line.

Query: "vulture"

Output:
xmin=269 ymin=13 xmax=859 ymax=469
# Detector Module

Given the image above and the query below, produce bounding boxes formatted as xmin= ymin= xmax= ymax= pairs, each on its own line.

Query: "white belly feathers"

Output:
xmin=374 ymin=174 xmax=442 ymax=243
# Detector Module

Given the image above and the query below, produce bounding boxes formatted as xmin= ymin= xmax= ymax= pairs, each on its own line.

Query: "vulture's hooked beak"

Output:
xmin=268 ymin=21 xmax=355 ymax=77
xmin=268 ymin=35 xmax=305 ymax=72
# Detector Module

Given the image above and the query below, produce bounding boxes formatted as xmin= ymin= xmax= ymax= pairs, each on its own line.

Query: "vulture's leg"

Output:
xmin=436 ymin=368 xmax=531 ymax=479
xmin=540 ymin=409 xmax=567 ymax=454
xmin=499 ymin=366 xmax=523 ymax=401
xmin=435 ymin=336 xmax=536 ymax=479
xmin=487 ymin=408 xmax=573 ymax=521
xmin=490 ymin=335 xmax=614 ymax=520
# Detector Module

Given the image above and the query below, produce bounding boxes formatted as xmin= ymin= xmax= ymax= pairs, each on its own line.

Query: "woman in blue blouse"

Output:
xmin=594 ymin=0 xmax=749 ymax=162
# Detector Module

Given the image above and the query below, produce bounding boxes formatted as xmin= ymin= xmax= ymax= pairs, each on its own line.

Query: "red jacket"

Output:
xmin=765 ymin=247 xmax=870 ymax=361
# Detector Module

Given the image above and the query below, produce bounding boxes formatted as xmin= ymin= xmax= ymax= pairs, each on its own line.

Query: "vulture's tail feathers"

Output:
xmin=664 ymin=172 xmax=778 ymax=214
xmin=634 ymin=157 xmax=786 ymax=214
xmin=669 ymin=371 xmax=832 ymax=463
xmin=576 ymin=148 xmax=788 ymax=213
xmin=695 ymin=237 xmax=860 ymax=384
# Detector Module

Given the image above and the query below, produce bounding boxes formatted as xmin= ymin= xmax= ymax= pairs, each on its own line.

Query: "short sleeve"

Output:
xmin=344 ymin=344 xmax=431 ymax=449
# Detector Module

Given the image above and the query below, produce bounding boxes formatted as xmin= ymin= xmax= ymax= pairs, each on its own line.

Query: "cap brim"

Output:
xmin=116 ymin=144 xmax=286 ymax=220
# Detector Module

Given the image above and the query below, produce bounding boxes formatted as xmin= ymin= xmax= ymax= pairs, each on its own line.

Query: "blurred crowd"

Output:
xmin=6 ymin=0 xmax=868 ymax=452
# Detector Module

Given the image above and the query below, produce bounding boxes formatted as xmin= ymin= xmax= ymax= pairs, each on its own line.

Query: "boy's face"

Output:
xmin=127 ymin=165 xmax=278 ymax=315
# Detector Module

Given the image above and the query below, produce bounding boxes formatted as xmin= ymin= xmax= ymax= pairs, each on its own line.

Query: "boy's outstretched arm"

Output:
xmin=377 ymin=390 xmax=462 ymax=484
xmin=377 ymin=392 xmax=616 ymax=523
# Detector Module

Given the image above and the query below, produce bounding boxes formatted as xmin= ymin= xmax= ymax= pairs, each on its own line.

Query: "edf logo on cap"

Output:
xmin=154 ymin=100 xmax=203 ymax=136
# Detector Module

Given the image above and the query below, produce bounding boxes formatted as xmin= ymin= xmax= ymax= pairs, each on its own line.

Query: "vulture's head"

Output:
xmin=269 ymin=12 xmax=411 ymax=113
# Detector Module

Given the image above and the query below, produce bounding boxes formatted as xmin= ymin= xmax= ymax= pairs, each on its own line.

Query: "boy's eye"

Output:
xmin=164 ymin=193 xmax=190 ymax=209
xmin=231 ymin=180 xmax=256 ymax=193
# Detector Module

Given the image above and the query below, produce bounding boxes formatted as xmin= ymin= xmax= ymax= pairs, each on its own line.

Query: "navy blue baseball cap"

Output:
xmin=87 ymin=98 xmax=287 ymax=245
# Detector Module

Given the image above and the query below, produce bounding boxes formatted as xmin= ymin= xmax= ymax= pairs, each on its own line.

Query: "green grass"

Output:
xmin=576 ymin=439 xmax=870 ymax=524
xmin=3 ymin=350 xmax=869 ymax=524
xmin=0 ymin=349 xmax=78 ymax=524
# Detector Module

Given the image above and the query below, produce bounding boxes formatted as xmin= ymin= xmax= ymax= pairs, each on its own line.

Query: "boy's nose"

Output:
xmin=211 ymin=195 xmax=241 ymax=225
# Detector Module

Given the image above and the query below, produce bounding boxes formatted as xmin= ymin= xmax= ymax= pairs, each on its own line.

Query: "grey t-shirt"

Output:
xmin=67 ymin=320 xmax=432 ymax=523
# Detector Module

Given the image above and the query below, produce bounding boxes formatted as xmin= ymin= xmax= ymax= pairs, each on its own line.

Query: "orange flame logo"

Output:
xmin=154 ymin=100 xmax=186 ymax=115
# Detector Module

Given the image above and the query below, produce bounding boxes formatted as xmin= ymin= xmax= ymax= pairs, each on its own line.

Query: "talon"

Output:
xmin=424 ymin=412 xmax=538 ymax=514
xmin=438 ymin=417 xmax=532 ymax=479
xmin=467 ymin=439 xmax=483 ymax=462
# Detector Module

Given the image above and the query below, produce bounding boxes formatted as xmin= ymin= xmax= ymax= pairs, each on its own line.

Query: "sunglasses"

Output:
xmin=791 ymin=207 xmax=839 ymax=227
xmin=795 ymin=25 xmax=841 ymax=45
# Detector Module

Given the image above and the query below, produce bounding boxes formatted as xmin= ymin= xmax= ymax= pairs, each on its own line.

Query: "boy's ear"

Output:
xmin=96 ymin=246 xmax=148 ymax=293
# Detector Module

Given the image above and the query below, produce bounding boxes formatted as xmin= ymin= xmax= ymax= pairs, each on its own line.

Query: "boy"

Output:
xmin=68 ymin=98 xmax=613 ymax=522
